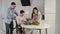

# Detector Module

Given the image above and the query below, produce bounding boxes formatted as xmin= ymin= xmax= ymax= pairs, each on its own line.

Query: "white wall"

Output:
xmin=1 ymin=0 xmax=56 ymax=34
xmin=0 ymin=0 xmax=3 ymax=33
xmin=1 ymin=0 xmax=44 ymax=18
xmin=55 ymin=0 xmax=60 ymax=34
xmin=45 ymin=0 xmax=56 ymax=34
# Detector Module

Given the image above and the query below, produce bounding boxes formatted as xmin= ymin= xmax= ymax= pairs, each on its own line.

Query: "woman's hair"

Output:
xmin=31 ymin=7 xmax=38 ymax=19
xmin=20 ymin=10 xmax=25 ymax=14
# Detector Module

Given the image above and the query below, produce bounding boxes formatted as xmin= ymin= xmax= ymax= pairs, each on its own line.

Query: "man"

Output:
xmin=5 ymin=2 xmax=18 ymax=34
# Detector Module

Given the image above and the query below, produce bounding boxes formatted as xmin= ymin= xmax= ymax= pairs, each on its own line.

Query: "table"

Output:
xmin=21 ymin=23 xmax=50 ymax=34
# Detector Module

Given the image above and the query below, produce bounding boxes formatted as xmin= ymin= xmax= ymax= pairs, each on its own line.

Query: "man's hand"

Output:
xmin=21 ymin=20 xmax=25 ymax=22
xmin=12 ymin=16 xmax=16 ymax=19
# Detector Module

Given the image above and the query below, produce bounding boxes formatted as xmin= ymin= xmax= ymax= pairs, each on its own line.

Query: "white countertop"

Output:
xmin=21 ymin=23 xmax=50 ymax=29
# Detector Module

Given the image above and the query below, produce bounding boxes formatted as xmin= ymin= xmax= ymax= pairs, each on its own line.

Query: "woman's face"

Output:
xmin=34 ymin=9 xmax=38 ymax=14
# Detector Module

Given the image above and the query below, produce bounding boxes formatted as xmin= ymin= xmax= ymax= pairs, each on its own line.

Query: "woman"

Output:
xmin=31 ymin=7 xmax=42 ymax=34
xmin=31 ymin=7 xmax=42 ymax=22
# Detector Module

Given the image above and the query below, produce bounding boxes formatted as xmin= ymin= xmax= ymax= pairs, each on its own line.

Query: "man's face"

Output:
xmin=20 ymin=13 xmax=24 ymax=16
xmin=11 ymin=5 xmax=16 ymax=9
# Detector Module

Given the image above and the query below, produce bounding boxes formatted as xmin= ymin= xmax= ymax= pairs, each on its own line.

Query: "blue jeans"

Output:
xmin=5 ymin=21 xmax=13 ymax=34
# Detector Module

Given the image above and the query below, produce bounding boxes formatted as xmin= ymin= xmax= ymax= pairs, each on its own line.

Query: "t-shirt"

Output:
xmin=33 ymin=11 xmax=42 ymax=22
xmin=16 ymin=15 xmax=26 ymax=25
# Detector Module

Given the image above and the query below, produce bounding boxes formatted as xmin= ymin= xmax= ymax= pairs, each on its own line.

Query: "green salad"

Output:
xmin=32 ymin=21 xmax=40 ymax=25
xmin=24 ymin=21 xmax=40 ymax=25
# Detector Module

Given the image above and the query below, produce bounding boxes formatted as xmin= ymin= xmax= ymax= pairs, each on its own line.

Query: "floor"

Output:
xmin=0 ymin=29 xmax=16 ymax=34
xmin=0 ymin=29 xmax=40 ymax=34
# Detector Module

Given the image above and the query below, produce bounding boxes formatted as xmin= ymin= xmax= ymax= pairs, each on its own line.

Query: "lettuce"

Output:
xmin=32 ymin=21 xmax=40 ymax=25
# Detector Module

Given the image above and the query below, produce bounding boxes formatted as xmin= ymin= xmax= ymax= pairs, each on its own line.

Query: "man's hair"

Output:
xmin=11 ymin=2 xmax=16 ymax=5
xmin=20 ymin=10 xmax=25 ymax=14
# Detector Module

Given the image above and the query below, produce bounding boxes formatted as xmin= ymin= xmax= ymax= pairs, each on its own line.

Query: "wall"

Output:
xmin=0 ymin=0 xmax=3 ymax=33
xmin=45 ymin=0 xmax=56 ymax=34
xmin=1 ymin=0 xmax=44 ymax=18
xmin=55 ymin=0 xmax=60 ymax=34
xmin=1 ymin=0 xmax=56 ymax=34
